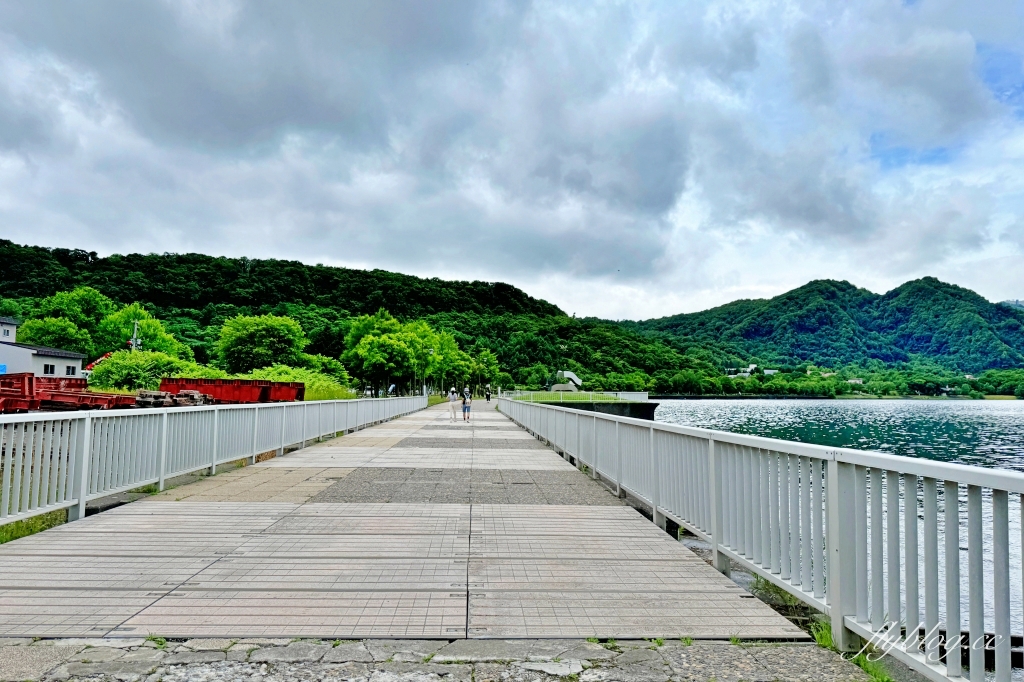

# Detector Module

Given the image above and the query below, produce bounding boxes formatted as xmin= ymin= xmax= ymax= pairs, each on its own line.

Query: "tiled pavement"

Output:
xmin=0 ymin=403 xmax=810 ymax=641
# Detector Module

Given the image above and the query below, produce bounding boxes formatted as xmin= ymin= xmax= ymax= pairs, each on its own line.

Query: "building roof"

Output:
xmin=0 ymin=316 xmax=20 ymax=325
xmin=0 ymin=341 xmax=86 ymax=359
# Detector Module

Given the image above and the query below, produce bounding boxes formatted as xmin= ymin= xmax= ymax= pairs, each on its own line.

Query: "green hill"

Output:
xmin=628 ymin=277 xmax=1024 ymax=373
xmin=0 ymin=239 xmax=562 ymax=318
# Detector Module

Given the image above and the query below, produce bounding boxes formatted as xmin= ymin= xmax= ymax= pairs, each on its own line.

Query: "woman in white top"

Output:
xmin=448 ymin=388 xmax=459 ymax=422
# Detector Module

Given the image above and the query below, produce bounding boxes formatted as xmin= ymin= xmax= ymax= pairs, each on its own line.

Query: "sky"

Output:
xmin=1 ymin=1 xmax=1024 ymax=320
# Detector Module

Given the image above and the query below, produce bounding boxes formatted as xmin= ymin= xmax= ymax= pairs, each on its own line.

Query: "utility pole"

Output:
xmin=129 ymin=320 xmax=142 ymax=351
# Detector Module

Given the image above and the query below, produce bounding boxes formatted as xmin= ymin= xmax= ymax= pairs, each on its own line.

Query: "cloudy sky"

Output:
xmin=1 ymin=1 xmax=1023 ymax=319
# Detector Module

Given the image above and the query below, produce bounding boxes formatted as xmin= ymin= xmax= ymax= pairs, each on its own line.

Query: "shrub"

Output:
xmin=239 ymin=364 xmax=357 ymax=401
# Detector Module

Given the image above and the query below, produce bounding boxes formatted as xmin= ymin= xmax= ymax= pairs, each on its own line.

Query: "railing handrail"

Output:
xmin=498 ymin=397 xmax=1024 ymax=682
xmin=1 ymin=395 xmax=427 ymax=528
xmin=498 ymin=397 xmax=1024 ymax=494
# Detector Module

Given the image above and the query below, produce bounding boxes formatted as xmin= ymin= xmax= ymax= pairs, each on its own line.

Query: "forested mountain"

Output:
xmin=3 ymin=239 xmax=1023 ymax=393
xmin=628 ymin=278 xmax=1024 ymax=373
xmin=0 ymin=240 xmax=561 ymax=318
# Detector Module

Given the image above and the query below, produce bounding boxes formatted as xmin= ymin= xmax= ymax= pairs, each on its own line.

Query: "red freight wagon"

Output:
xmin=159 ymin=378 xmax=305 ymax=404
xmin=0 ymin=372 xmax=135 ymax=412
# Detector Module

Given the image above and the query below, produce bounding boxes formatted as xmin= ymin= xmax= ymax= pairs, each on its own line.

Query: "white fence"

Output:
xmin=1 ymin=396 xmax=426 ymax=526
xmin=507 ymin=391 xmax=649 ymax=402
xmin=500 ymin=397 xmax=1024 ymax=682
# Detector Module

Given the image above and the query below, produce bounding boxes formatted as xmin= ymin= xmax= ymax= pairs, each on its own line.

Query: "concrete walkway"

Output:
xmin=0 ymin=403 xmax=805 ymax=640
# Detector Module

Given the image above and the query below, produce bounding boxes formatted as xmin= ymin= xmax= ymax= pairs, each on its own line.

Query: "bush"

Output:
xmin=88 ymin=350 xmax=191 ymax=391
xmin=239 ymin=364 xmax=357 ymax=401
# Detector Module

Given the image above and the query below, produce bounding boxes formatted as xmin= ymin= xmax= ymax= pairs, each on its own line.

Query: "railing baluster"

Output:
xmin=905 ymin=473 xmax=920 ymax=655
xmin=871 ymin=467 xmax=884 ymax=632
xmin=944 ymin=480 xmax=961 ymax=677
xmin=801 ymin=456 xmax=812 ymax=592
xmin=967 ymin=485 xmax=984 ymax=681
xmin=856 ymin=465 xmax=868 ymax=622
xmin=812 ymin=458 xmax=824 ymax=599
xmin=886 ymin=470 xmax=901 ymax=643
xmin=770 ymin=451 xmax=781 ymax=574
xmin=992 ymin=489 xmax=1010 ymax=682
xmin=923 ymin=477 xmax=940 ymax=664
xmin=789 ymin=454 xmax=799 ymax=585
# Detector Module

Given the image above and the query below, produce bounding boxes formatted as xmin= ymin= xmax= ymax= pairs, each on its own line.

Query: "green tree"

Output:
xmin=427 ymin=331 xmax=472 ymax=391
xmin=16 ymin=317 xmax=93 ymax=356
xmin=351 ymin=333 xmax=415 ymax=394
xmin=214 ymin=314 xmax=308 ymax=373
xmin=301 ymin=354 xmax=351 ymax=385
xmin=36 ymin=287 xmax=116 ymax=335
xmin=95 ymin=303 xmax=193 ymax=359
xmin=240 ymin=365 xmax=356 ymax=401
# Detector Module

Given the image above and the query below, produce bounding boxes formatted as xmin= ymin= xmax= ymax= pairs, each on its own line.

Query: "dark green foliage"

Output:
xmin=0 ymin=240 xmax=561 ymax=317
xmin=215 ymin=315 xmax=309 ymax=373
xmin=630 ymin=278 xmax=1024 ymax=373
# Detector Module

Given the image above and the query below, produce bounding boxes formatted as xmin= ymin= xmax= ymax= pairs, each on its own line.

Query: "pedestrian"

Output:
xmin=448 ymin=387 xmax=459 ymax=422
xmin=485 ymin=387 xmax=491 ymax=402
xmin=462 ymin=392 xmax=472 ymax=422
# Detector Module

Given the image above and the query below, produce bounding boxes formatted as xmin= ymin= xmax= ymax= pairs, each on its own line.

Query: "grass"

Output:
xmin=145 ymin=634 xmax=167 ymax=649
xmin=427 ymin=394 xmax=448 ymax=406
xmin=750 ymin=576 xmax=800 ymax=607
xmin=586 ymin=637 xmax=600 ymax=644
xmin=0 ymin=508 xmax=67 ymax=544
xmin=810 ymin=620 xmax=895 ymax=682
xmin=601 ymin=638 xmax=619 ymax=651
xmin=729 ymin=635 xmax=742 ymax=646
xmin=680 ymin=637 xmax=693 ymax=646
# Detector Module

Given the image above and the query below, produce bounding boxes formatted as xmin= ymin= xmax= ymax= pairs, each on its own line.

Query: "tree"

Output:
xmin=427 ymin=332 xmax=472 ymax=391
xmin=351 ymin=333 xmax=415 ymax=394
xmin=16 ymin=317 xmax=93 ymax=356
xmin=241 ymin=365 xmax=354 ymax=401
xmin=37 ymin=287 xmax=116 ymax=335
xmin=93 ymin=303 xmax=193 ymax=359
xmin=214 ymin=314 xmax=308 ymax=373
xmin=473 ymin=349 xmax=500 ymax=390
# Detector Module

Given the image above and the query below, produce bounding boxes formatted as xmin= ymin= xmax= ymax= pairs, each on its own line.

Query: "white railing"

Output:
xmin=508 ymin=390 xmax=649 ymax=402
xmin=1 ymin=396 xmax=426 ymax=527
xmin=500 ymin=397 xmax=1024 ymax=682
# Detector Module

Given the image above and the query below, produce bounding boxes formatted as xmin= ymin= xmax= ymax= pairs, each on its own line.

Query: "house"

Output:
xmin=0 ymin=319 xmax=87 ymax=377
xmin=763 ymin=369 xmax=779 ymax=376
xmin=847 ymin=378 xmax=864 ymax=385
xmin=0 ymin=316 xmax=17 ymax=341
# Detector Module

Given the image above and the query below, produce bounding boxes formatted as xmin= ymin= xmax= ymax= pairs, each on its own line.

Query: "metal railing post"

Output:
xmin=250 ymin=406 xmax=260 ymax=464
xmin=708 ymin=437 xmax=730 ymax=576
xmin=209 ymin=409 xmax=219 ymax=476
xmin=69 ymin=414 xmax=92 ymax=522
xmin=615 ymin=420 xmax=623 ymax=498
xmin=652 ymin=425 xmax=665 ymax=529
xmin=827 ymin=460 xmax=860 ymax=651
xmin=279 ymin=404 xmax=287 ymax=456
xmin=157 ymin=410 xmax=169 ymax=491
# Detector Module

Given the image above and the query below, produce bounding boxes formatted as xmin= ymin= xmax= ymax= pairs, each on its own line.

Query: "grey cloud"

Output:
xmin=854 ymin=28 xmax=994 ymax=141
xmin=788 ymin=25 xmax=833 ymax=105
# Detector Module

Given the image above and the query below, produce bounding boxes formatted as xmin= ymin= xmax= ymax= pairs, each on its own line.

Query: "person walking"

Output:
xmin=462 ymin=392 xmax=472 ymax=422
xmin=485 ymin=387 xmax=491 ymax=402
xmin=448 ymin=387 xmax=459 ymax=422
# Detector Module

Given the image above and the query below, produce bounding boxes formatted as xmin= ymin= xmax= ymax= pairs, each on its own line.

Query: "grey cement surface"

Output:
xmin=310 ymin=467 xmax=624 ymax=505
xmin=0 ymin=636 xmax=873 ymax=682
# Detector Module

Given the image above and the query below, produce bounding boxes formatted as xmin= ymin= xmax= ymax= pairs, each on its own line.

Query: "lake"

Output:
xmin=654 ymin=398 xmax=1024 ymax=471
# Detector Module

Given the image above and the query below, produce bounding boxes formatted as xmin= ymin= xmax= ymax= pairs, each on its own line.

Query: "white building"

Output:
xmin=0 ymin=318 xmax=87 ymax=377
xmin=0 ymin=316 xmax=17 ymax=341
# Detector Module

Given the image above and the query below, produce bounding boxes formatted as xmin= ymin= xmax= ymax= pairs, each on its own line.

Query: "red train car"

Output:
xmin=158 ymin=378 xmax=305 ymax=404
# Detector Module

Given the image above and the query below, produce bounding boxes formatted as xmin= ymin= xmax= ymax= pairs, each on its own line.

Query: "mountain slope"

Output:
xmin=630 ymin=278 xmax=1024 ymax=372
xmin=0 ymin=240 xmax=562 ymax=318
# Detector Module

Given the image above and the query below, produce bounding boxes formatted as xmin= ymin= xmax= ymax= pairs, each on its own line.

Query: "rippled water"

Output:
xmin=654 ymin=398 xmax=1024 ymax=470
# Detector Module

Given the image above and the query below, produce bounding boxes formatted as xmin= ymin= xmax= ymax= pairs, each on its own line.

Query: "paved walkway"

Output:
xmin=0 ymin=404 xmax=805 ymax=640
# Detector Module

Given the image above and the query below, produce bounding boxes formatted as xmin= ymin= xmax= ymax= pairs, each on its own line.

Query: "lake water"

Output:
xmin=655 ymin=398 xmax=1024 ymax=471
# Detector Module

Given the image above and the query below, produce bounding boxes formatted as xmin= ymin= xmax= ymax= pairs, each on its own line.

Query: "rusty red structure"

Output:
xmin=0 ymin=373 xmax=136 ymax=413
xmin=158 ymin=378 xmax=305 ymax=404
